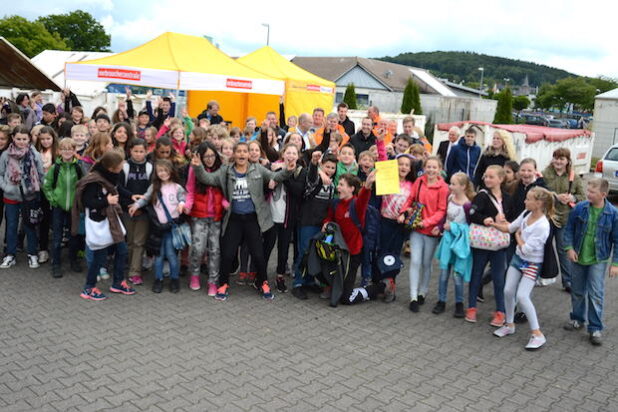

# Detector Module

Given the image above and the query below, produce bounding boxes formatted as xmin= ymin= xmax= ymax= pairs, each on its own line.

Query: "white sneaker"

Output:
xmin=493 ymin=325 xmax=516 ymax=338
xmin=525 ymin=334 xmax=546 ymax=350
xmin=37 ymin=250 xmax=49 ymax=264
xmin=99 ymin=267 xmax=110 ymax=280
xmin=28 ymin=254 xmax=40 ymax=269
xmin=0 ymin=255 xmax=16 ymax=269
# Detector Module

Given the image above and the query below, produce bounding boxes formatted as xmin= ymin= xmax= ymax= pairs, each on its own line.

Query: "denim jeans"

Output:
xmin=554 ymin=226 xmax=572 ymax=288
xmin=468 ymin=248 xmax=507 ymax=312
xmin=570 ymin=262 xmax=607 ymax=332
xmin=438 ymin=266 xmax=464 ymax=303
xmin=85 ymin=242 xmax=127 ymax=289
xmin=5 ymin=202 xmax=37 ymax=256
xmin=51 ymin=207 xmax=79 ymax=267
xmin=293 ymin=225 xmax=320 ymax=287
xmin=155 ymin=231 xmax=179 ymax=280
xmin=408 ymin=231 xmax=439 ymax=300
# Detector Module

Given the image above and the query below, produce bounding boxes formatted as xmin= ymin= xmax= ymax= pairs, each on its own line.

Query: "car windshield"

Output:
xmin=606 ymin=148 xmax=618 ymax=161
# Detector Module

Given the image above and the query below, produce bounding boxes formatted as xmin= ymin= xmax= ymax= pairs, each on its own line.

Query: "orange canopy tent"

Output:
xmin=188 ymin=46 xmax=335 ymax=128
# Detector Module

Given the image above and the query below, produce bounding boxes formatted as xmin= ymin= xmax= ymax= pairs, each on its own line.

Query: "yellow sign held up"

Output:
xmin=375 ymin=160 xmax=400 ymax=196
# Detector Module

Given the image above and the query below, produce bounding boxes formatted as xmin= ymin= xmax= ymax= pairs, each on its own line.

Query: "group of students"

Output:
xmin=1 ymin=91 xmax=616 ymax=350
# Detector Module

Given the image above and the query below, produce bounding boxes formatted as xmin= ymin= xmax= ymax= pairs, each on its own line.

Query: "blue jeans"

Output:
xmin=293 ymin=225 xmax=320 ymax=287
xmin=570 ymin=262 xmax=607 ymax=332
xmin=438 ymin=266 xmax=464 ymax=303
xmin=408 ymin=231 xmax=439 ymax=300
xmin=5 ymin=202 xmax=37 ymax=256
xmin=555 ymin=226 xmax=572 ymax=288
xmin=468 ymin=248 xmax=507 ymax=312
xmin=51 ymin=207 xmax=79 ymax=266
xmin=155 ymin=231 xmax=179 ymax=280
xmin=85 ymin=242 xmax=127 ymax=289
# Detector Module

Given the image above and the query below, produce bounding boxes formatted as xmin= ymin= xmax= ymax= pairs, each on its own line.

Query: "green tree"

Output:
xmin=342 ymin=83 xmax=358 ymax=110
xmin=535 ymin=83 xmax=558 ymax=109
xmin=553 ymin=77 xmax=596 ymax=111
xmin=0 ymin=15 xmax=68 ymax=57
xmin=38 ymin=10 xmax=111 ymax=52
xmin=512 ymin=95 xmax=530 ymax=111
xmin=493 ymin=88 xmax=513 ymax=124
xmin=401 ymin=77 xmax=423 ymax=114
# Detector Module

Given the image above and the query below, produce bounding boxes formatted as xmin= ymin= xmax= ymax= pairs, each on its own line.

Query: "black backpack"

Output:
xmin=522 ymin=211 xmax=560 ymax=279
xmin=51 ymin=162 xmax=83 ymax=189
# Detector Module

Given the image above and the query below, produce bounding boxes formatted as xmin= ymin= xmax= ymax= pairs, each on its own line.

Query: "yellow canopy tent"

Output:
xmin=65 ymin=32 xmax=283 ymax=111
xmin=188 ymin=46 xmax=335 ymax=128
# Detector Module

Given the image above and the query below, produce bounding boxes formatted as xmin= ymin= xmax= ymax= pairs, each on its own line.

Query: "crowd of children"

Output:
xmin=1 ymin=92 xmax=617 ymax=350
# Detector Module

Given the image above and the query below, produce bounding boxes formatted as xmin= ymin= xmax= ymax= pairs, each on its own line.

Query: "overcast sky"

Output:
xmin=7 ymin=0 xmax=617 ymax=79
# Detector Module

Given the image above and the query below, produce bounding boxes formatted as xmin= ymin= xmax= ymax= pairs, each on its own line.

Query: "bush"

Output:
xmin=342 ymin=83 xmax=358 ymax=110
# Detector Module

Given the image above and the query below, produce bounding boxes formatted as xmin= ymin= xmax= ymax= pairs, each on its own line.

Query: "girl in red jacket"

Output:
xmin=184 ymin=141 xmax=228 ymax=296
xmin=400 ymin=156 xmax=449 ymax=312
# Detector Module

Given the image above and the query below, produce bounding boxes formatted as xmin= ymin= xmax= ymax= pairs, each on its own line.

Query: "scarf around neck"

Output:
xmin=7 ymin=143 xmax=40 ymax=195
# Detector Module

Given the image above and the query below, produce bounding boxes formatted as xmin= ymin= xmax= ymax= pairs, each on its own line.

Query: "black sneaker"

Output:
xmin=409 ymin=300 xmax=419 ymax=312
xmin=51 ymin=265 xmax=63 ymax=278
xmin=170 ymin=278 xmax=180 ymax=293
xmin=152 ymin=279 xmax=163 ymax=293
xmin=291 ymin=286 xmax=308 ymax=300
xmin=432 ymin=301 xmax=446 ymax=314
xmin=454 ymin=302 xmax=465 ymax=318
xmin=514 ymin=312 xmax=528 ymax=324
xmin=418 ymin=295 xmax=425 ymax=305
xmin=276 ymin=276 xmax=287 ymax=293
xmin=70 ymin=260 xmax=83 ymax=273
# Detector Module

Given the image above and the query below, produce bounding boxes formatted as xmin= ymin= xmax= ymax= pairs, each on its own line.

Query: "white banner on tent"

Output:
xmin=66 ymin=64 xmax=180 ymax=89
xmin=66 ymin=64 xmax=284 ymax=95
xmin=180 ymin=72 xmax=283 ymax=95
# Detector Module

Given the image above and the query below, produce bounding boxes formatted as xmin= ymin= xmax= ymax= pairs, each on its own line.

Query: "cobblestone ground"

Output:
xmin=1 ymin=250 xmax=618 ymax=411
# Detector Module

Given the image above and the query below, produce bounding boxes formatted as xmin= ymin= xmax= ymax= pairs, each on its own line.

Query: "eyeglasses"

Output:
xmin=203 ymin=154 xmax=216 ymax=159
xmin=60 ymin=148 xmax=75 ymax=152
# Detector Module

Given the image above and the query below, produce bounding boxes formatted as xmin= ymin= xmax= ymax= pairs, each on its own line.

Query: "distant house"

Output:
xmin=440 ymin=80 xmax=489 ymax=98
xmin=292 ymin=56 xmax=496 ymax=123
xmin=291 ymin=56 xmax=455 ymax=111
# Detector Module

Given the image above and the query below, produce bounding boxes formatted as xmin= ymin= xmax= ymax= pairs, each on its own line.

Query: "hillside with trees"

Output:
xmin=379 ymin=51 xmax=575 ymax=87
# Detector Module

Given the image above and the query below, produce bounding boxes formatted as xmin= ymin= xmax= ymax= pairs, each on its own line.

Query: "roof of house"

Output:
xmin=291 ymin=56 xmax=456 ymax=97
xmin=441 ymin=80 xmax=489 ymax=97
xmin=596 ymin=88 xmax=618 ymax=100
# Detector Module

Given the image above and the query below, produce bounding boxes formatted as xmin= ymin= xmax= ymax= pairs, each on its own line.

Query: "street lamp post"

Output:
xmin=262 ymin=23 xmax=270 ymax=46
xmin=478 ymin=67 xmax=484 ymax=97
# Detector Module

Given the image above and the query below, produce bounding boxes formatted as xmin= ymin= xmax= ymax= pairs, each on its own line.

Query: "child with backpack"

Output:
xmin=43 ymin=138 xmax=84 ymax=277
xmin=119 ymin=138 xmax=153 ymax=285
xmin=322 ymin=171 xmax=392 ymax=305
xmin=0 ymin=126 xmax=45 ymax=269
xmin=492 ymin=187 xmax=553 ymax=350
xmin=291 ymin=151 xmax=338 ymax=299
xmin=129 ymin=159 xmax=186 ymax=293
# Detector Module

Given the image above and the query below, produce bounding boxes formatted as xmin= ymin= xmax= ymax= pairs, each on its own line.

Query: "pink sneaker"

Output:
xmin=189 ymin=275 xmax=201 ymax=291
xmin=129 ymin=275 xmax=143 ymax=285
xmin=207 ymin=282 xmax=217 ymax=296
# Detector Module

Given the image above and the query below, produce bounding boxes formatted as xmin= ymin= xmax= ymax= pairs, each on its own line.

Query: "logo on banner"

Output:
xmin=226 ymin=79 xmax=253 ymax=89
xmin=307 ymin=84 xmax=334 ymax=93
xmin=97 ymin=68 xmax=141 ymax=81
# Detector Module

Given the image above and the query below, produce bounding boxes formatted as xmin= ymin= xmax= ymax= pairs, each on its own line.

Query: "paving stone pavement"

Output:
xmin=1 ymin=251 xmax=618 ymax=411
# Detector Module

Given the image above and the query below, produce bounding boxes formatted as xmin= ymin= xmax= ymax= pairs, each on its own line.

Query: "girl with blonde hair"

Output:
xmin=474 ymin=129 xmax=517 ymax=188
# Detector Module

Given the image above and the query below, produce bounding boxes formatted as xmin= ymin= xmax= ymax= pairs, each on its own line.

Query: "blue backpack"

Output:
xmin=332 ymin=198 xmax=381 ymax=252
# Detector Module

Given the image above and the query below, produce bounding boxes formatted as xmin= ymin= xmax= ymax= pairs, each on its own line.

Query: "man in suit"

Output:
xmin=437 ymin=126 xmax=461 ymax=166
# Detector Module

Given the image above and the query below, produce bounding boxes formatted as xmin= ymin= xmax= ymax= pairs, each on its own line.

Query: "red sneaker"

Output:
xmin=465 ymin=308 xmax=477 ymax=323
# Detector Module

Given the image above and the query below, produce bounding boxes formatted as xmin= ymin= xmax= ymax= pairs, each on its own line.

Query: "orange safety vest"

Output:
xmin=314 ymin=125 xmax=350 ymax=146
